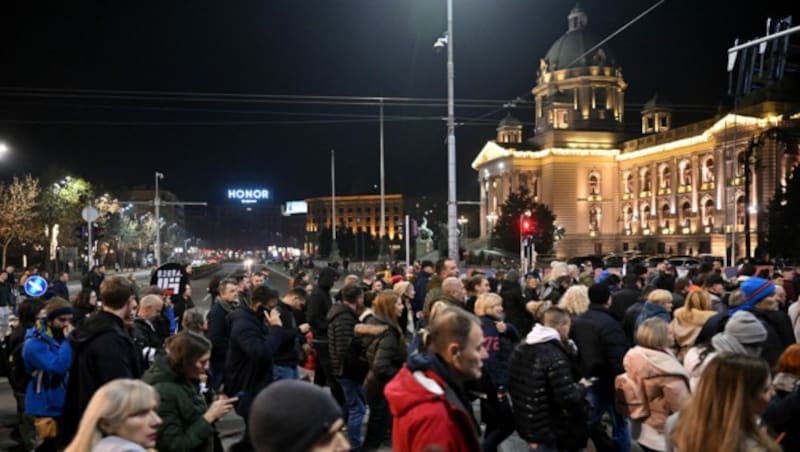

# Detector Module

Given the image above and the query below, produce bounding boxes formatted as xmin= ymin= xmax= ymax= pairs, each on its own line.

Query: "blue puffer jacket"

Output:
xmin=23 ymin=320 xmax=72 ymax=417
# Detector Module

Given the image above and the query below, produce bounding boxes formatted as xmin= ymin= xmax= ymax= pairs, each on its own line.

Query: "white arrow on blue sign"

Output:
xmin=24 ymin=275 xmax=48 ymax=297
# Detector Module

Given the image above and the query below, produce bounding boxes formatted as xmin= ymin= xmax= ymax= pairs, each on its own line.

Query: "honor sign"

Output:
xmin=227 ymin=188 xmax=271 ymax=204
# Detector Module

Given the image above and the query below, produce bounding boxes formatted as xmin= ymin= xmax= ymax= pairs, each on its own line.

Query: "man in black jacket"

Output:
xmin=501 ymin=270 xmax=531 ymax=335
xmin=224 ymin=286 xmax=283 ymax=421
xmin=570 ymin=284 xmax=630 ymax=452
xmin=307 ymin=266 xmax=342 ymax=403
xmin=207 ymin=278 xmax=239 ymax=390
xmin=132 ymin=294 xmax=165 ymax=369
xmin=273 ymin=288 xmax=309 ymax=380
xmin=61 ymin=276 xmax=142 ymax=443
xmin=609 ymin=273 xmax=643 ymax=321
xmin=509 ymin=307 xmax=588 ymax=452
xmin=327 ymin=284 xmax=366 ymax=451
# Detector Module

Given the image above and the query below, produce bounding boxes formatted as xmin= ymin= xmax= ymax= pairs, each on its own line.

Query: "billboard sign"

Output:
xmin=283 ymin=201 xmax=308 ymax=215
xmin=227 ymin=188 xmax=270 ymax=204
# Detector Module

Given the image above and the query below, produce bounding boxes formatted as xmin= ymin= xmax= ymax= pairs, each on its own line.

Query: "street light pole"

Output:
xmin=446 ymin=0 xmax=458 ymax=265
xmin=378 ymin=98 xmax=388 ymax=262
xmin=154 ymin=171 xmax=164 ymax=266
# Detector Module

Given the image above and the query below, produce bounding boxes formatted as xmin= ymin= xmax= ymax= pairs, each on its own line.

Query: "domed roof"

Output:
xmin=498 ymin=113 xmax=522 ymax=128
xmin=642 ymin=93 xmax=673 ymax=112
xmin=543 ymin=5 xmax=616 ymax=71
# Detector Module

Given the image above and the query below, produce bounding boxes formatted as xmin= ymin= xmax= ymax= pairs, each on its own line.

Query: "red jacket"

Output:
xmin=384 ymin=359 xmax=480 ymax=452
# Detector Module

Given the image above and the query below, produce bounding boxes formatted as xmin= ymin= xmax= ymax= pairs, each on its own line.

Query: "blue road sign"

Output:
xmin=24 ymin=275 xmax=48 ymax=297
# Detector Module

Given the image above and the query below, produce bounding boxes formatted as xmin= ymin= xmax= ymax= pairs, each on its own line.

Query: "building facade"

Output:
xmin=472 ymin=5 xmax=800 ymax=259
xmin=305 ymin=194 xmax=403 ymax=255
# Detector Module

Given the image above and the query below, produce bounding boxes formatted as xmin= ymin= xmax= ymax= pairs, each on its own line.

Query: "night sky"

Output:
xmin=0 ymin=0 xmax=796 ymax=206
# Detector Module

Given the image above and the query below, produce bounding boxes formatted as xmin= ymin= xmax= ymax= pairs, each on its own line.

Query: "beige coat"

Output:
xmin=623 ymin=346 xmax=691 ymax=451
xmin=669 ymin=307 xmax=716 ymax=362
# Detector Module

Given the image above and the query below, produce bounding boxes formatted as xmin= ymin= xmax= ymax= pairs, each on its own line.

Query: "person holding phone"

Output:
xmin=224 ymin=286 xmax=283 ymax=421
xmin=143 ymin=331 xmax=237 ymax=452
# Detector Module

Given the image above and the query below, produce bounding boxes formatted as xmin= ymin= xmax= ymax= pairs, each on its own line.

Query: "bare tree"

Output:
xmin=0 ymin=176 xmax=40 ymax=267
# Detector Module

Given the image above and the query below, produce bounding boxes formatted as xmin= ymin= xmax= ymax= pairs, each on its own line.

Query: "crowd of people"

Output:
xmin=4 ymin=256 xmax=800 ymax=452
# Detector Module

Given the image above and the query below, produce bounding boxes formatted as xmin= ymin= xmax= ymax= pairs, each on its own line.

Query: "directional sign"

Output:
xmin=81 ymin=206 xmax=99 ymax=223
xmin=24 ymin=275 xmax=48 ymax=297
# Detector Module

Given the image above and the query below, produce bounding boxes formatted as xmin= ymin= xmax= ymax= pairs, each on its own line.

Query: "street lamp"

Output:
xmin=434 ymin=0 xmax=458 ymax=265
xmin=0 ymin=142 xmax=9 ymax=158
xmin=458 ymin=215 xmax=469 ymax=239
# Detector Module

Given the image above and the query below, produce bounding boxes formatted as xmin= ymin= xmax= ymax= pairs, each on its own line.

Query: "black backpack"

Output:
xmin=7 ymin=338 xmax=29 ymax=392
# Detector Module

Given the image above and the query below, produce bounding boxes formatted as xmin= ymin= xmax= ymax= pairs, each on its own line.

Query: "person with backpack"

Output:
xmin=327 ymin=284 xmax=367 ymax=451
xmin=22 ymin=298 xmax=75 ymax=451
xmin=618 ymin=318 xmax=690 ymax=452
xmin=7 ymin=298 xmax=44 ymax=451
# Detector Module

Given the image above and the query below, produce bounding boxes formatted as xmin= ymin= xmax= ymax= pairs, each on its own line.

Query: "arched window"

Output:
xmin=680 ymin=201 xmax=692 ymax=227
xmin=641 ymin=168 xmax=652 ymax=192
xmin=589 ymin=172 xmax=600 ymax=196
xmin=660 ymin=165 xmax=671 ymax=190
xmin=704 ymin=199 xmax=715 ymax=226
xmin=623 ymin=205 xmax=633 ymax=228
xmin=703 ymin=157 xmax=714 ymax=183
xmin=624 ymin=171 xmax=634 ymax=194
xmin=641 ymin=204 xmax=651 ymax=228
xmin=661 ymin=203 xmax=671 ymax=228
xmin=680 ymin=160 xmax=692 ymax=186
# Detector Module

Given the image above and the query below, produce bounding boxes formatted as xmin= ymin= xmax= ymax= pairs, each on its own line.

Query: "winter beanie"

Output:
xmin=45 ymin=297 xmax=73 ymax=320
xmin=714 ymin=311 xmax=768 ymax=351
xmin=249 ymin=380 xmax=343 ymax=452
xmin=730 ymin=277 xmax=775 ymax=314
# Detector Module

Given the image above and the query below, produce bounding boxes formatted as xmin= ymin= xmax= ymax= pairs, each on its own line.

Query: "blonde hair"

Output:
xmin=672 ymin=353 xmax=779 ymax=452
xmin=647 ymin=289 xmax=673 ymax=307
xmin=558 ymin=285 xmax=590 ymax=317
xmin=636 ymin=317 xmax=672 ymax=350
xmin=474 ymin=293 xmax=502 ymax=317
xmin=65 ymin=379 xmax=158 ymax=452
xmin=526 ymin=300 xmax=552 ymax=322
xmin=675 ymin=290 xmax=711 ymax=323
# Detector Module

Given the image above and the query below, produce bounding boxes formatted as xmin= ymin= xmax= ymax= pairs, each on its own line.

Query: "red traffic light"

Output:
xmin=520 ymin=215 xmax=536 ymax=235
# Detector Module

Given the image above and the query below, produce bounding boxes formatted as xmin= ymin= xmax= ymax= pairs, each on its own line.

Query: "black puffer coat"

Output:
xmin=361 ymin=316 xmax=406 ymax=402
xmin=327 ymin=303 xmax=359 ymax=378
xmin=508 ymin=326 xmax=588 ymax=450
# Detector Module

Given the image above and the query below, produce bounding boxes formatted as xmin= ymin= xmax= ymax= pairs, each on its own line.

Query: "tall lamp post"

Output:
xmin=434 ymin=0 xmax=458 ymax=265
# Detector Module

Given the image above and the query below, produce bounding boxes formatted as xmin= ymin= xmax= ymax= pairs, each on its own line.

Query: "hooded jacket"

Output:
xmin=142 ymin=356 xmax=214 ymax=452
xmin=61 ymin=311 xmax=142 ymax=441
xmin=308 ymin=267 xmax=337 ymax=340
xmin=622 ymin=346 xmax=690 ymax=451
xmin=508 ymin=324 xmax=588 ymax=450
xmin=224 ymin=307 xmax=284 ymax=419
xmin=384 ymin=353 xmax=480 ymax=452
xmin=669 ymin=307 xmax=716 ymax=361
xmin=22 ymin=319 xmax=72 ymax=417
xmin=634 ymin=302 xmax=671 ymax=336
xmin=751 ymin=307 xmax=794 ymax=367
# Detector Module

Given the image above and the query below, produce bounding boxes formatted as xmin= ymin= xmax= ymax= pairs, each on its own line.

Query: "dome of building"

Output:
xmin=543 ymin=4 xmax=615 ymax=71
xmin=642 ymin=93 xmax=673 ymax=112
xmin=498 ymin=113 xmax=522 ymax=128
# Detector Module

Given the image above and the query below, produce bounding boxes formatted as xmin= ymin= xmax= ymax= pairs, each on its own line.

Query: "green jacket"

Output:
xmin=142 ymin=356 xmax=214 ymax=452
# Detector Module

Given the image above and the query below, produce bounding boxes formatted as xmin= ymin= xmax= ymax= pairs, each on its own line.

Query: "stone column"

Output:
xmin=480 ymin=177 xmax=487 ymax=239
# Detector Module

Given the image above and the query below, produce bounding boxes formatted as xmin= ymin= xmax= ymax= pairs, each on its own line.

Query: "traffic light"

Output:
xmin=520 ymin=213 xmax=536 ymax=237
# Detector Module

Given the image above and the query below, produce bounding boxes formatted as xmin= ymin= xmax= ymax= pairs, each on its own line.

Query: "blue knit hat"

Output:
xmin=731 ymin=277 xmax=775 ymax=313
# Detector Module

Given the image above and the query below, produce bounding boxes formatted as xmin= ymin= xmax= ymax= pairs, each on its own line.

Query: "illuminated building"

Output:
xmin=472 ymin=5 xmax=800 ymax=258
xmin=305 ymin=194 xmax=403 ymax=255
